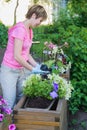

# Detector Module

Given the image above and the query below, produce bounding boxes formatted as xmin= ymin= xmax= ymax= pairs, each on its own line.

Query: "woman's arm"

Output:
xmin=14 ymin=38 xmax=33 ymax=71
xmin=28 ymin=54 xmax=38 ymax=67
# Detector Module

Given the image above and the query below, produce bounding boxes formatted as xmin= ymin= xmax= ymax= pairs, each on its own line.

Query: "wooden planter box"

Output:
xmin=13 ymin=96 xmax=68 ymax=130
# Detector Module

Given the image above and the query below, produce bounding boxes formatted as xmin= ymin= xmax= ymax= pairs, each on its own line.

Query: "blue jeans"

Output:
xmin=0 ymin=64 xmax=31 ymax=109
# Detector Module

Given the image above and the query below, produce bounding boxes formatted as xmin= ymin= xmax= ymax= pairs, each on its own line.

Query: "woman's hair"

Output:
xmin=26 ymin=5 xmax=47 ymax=21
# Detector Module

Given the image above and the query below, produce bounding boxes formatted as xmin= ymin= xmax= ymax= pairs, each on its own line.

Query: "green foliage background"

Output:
xmin=27 ymin=6 xmax=87 ymax=114
xmin=0 ymin=22 xmax=8 ymax=48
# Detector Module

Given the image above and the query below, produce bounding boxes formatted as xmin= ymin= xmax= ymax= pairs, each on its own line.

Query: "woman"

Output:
xmin=0 ymin=5 xmax=48 ymax=109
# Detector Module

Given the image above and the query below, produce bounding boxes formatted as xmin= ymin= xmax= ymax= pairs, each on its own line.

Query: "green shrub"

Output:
xmin=33 ymin=23 xmax=87 ymax=114
xmin=32 ymin=7 xmax=87 ymax=114
xmin=64 ymin=26 xmax=87 ymax=113
xmin=0 ymin=22 xmax=8 ymax=48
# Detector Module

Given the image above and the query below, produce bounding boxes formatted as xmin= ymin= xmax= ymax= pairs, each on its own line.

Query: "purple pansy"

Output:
xmin=53 ymin=82 xmax=59 ymax=92
xmin=9 ymin=124 xmax=16 ymax=130
xmin=0 ymin=113 xmax=4 ymax=122
xmin=50 ymin=91 xmax=58 ymax=99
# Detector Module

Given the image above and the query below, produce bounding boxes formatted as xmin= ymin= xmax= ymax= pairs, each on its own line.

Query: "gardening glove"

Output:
xmin=35 ymin=63 xmax=42 ymax=70
xmin=32 ymin=67 xmax=50 ymax=74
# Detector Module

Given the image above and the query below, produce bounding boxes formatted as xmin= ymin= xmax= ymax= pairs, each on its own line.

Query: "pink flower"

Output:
xmin=0 ymin=96 xmax=16 ymax=129
xmin=1 ymin=98 xmax=8 ymax=105
xmin=4 ymin=108 xmax=12 ymax=115
xmin=9 ymin=124 xmax=16 ymax=130
xmin=0 ymin=113 xmax=4 ymax=121
xmin=48 ymin=43 xmax=56 ymax=49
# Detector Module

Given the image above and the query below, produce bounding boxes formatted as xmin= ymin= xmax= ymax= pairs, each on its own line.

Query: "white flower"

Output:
xmin=66 ymin=62 xmax=71 ymax=71
xmin=59 ymin=67 xmax=66 ymax=73
xmin=52 ymin=46 xmax=58 ymax=55
xmin=23 ymin=74 xmax=41 ymax=88
xmin=60 ymin=49 xmax=64 ymax=55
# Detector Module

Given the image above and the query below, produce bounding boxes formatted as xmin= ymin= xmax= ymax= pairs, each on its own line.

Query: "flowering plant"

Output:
xmin=43 ymin=41 xmax=68 ymax=61
xmin=23 ymin=73 xmax=73 ymax=101
xmin=43 ymin=41 xmax=71 ymax=74
xmin=23 ymin=41 xmax=73 ymax=101
xmin=0 ymin=96 xmax=16 ymax=130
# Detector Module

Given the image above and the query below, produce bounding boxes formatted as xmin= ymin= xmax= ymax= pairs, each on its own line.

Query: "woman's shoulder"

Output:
xmin=14 ymin=22 xmax=26 ymax=30
xmin=8 ymin=22 xmax=26 ymax=34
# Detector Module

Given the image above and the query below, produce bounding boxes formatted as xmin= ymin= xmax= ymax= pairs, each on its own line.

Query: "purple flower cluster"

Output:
xmin=50 ymin=82 xmax=59 ymax=99
xmin=0 ymin=96 xmax=16 ymax=130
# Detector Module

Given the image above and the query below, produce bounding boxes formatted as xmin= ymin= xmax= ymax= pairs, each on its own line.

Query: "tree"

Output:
xmin=14 ymin=0 xmax=19 ymax=24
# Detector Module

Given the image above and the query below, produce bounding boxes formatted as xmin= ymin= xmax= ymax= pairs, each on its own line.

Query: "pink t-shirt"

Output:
xmin=2 ymin=22 xmax=33 ymax=69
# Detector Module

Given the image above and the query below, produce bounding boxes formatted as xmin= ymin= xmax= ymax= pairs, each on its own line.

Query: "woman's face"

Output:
xmin=34 ymin=17 xmax=43 ymax=27
xmin=30 ymin=14 xmax=43 ymax=28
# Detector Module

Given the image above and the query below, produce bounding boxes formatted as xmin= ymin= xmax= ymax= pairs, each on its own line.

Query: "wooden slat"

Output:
xmin=14 ymin=109 xmax=60 ymax=117
xmin=14 ymin=114 xmax=56 ymax=121
xmin=15 ymin=120 xmax=60 ymax=126
xmin=16 ymin=124 xmax=56 ymax=130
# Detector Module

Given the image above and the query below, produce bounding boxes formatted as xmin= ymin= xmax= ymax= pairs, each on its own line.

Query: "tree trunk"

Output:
xmin=14 ymin=0 xmax=19 ymax=25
